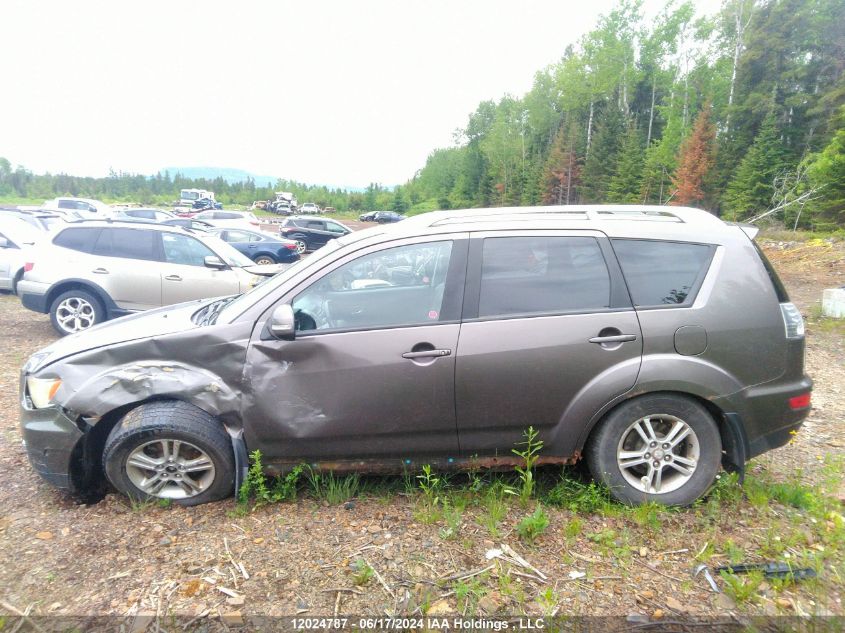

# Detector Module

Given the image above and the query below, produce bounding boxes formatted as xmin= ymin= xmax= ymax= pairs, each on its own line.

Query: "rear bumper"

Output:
xmin=720 ymin=374 xmax=813 ymax=461
xmin=17 ymin=280 xmax=50 ymax=313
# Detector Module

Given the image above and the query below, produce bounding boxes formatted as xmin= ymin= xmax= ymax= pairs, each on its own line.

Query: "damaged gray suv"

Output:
xmin=21 ymin=206 xmax=812 ymax=507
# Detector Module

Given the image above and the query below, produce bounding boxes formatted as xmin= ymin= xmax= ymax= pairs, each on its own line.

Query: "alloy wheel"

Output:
xmin=616 ymin=414 xmax=700 ymax=494
xmin=125 ymin=439 xmax=216 ymax=500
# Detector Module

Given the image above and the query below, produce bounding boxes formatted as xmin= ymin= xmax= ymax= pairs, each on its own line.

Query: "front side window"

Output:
xmin=93 ymin=228 xmax=160 ymax=261
xmin=612 ymin=239 xmax=713 ymax=307
xmin=478 ymin=236 xmax=610 ymax=318
xmin=325 ymin=221 xmax=347 ymax=234
xmin=162 ymin=233 xmax=216 ymax=266
xmin=292 ymin=241 xmax=453 ymax=332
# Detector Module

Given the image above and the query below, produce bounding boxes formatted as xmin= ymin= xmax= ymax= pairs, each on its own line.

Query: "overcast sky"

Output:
xmin=2 ymin=0 xmax=720 ymax=189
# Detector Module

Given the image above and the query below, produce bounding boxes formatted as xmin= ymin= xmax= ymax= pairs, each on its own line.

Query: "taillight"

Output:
xmin=284 ymin=243 xmax=297 ymax=250
xmin=789 ymin=393 xmax=811 ymax=410
xmin=780 ymin=302 xmax=805 ymax=339
xmin=24 ymin=262 xmax=34 ymax=272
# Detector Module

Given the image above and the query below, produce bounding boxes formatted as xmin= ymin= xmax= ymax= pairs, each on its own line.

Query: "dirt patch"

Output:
xmin=0 ymin=241 xmax=842 ymax=624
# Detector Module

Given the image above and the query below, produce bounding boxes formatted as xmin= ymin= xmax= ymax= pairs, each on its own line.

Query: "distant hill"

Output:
xmin=161 ymin=167 xmax=278 ymax=187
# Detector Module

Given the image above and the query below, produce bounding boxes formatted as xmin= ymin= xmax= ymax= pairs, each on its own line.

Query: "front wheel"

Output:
xmin=103 ymin=401 xmax=235 ymax=506
xmin=586 ymin=394 xmax=722 ymax=506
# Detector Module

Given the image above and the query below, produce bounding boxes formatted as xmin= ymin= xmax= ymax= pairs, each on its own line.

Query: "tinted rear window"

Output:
xmin=92 ymin=228 xmax=160 ymax=261
xmin=479 ymin=236 xmax=611 ymax=317
xmin=53 ymin=227 xmax=100 ymax=253
xmin=612 ymin=239 xmax=713 ymax=307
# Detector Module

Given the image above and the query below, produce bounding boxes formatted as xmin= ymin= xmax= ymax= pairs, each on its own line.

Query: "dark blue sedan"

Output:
xmin=209 ymin=228 xmax=300 ymax=264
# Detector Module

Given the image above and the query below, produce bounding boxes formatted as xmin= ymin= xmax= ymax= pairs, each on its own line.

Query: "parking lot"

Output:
xmin=0 ymin=238 xmax=843 ymax=622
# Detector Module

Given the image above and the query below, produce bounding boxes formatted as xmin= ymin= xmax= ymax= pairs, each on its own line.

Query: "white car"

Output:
xmin=41 ymin=197 xmax=114 ymax=219
xmin=193 ymin=210 xmax=262 ymax=231
xmin=299 ymin=203 xmax=321 ymax=214
xmin=119 ymin=208 xmax=177 ymax=222
xmin=0 ymin=216 xmax=42 ymax=293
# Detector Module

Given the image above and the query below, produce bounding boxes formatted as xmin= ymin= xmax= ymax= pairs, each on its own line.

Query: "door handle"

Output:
xmin=92 ymin=267 xmax=109 ymax=274
xmin=164 ymin=274 xmax=182 ymax=281
xmin=588 ymin=334 xmax=637 ymax=344
xmin=402 ymin=349 xmax=452 ymax=359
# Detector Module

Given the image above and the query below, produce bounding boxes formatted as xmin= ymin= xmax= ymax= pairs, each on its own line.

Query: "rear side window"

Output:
xmin=217 ymin=212 xmax=239 ymax=219
xmin=53 ymin=227 xmax=100 ymax=253
xmin=479 ymin=236 xmax=610 ymax=318
xmin=612 ymin=239 xmax=713 ymax=307
xmin=93 ymin=228 xmax=160 ymax=261
xmin=752 ymin=242 xmax=789 ymax=302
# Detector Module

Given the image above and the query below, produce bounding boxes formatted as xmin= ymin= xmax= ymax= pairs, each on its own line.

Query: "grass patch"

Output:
xmin=237 ymin=450 xmax=302 ymax=509
xmin=545 ymin=476 xmax=614 ymax=514
xmin=306 ymin=469 xmax=361 ymax=505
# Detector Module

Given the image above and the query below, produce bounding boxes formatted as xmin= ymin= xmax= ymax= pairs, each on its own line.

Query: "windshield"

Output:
xmin=181 ymin=190 xmax=200 ymax=201
xmin=200 ymin=234 xmax=255 ymax=267
xmin=216 ymin=238 xmax=344 ymax=323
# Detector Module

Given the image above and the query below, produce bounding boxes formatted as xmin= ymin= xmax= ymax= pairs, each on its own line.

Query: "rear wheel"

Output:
xmin=49 ymin=288 xmax=105 ymax=336
xmin=254 ymin=254 xmax=276 ymax=265
xmin=103 ymin=401 xmax=235 ymax=506
xmin=294 ymin=239 xmax=307 ymax=254
xmin=586 ymin=394 xmax=721 ymax=506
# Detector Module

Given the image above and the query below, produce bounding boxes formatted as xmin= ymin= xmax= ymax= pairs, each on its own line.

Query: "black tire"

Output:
xmin=254 ymin=254 xmax=276 ymax=265
xmin=49 ymin=288 xmax=106 ymax=336
xmin=586 ymin=393 xmax=722 ymax=506
xmin=103 ymin=401 xmax=235 ymax=506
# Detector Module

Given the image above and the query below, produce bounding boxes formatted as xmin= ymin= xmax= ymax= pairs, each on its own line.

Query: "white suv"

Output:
xmin=17 ymin=221 xmax=282 ymax=335
xmin=41 ymin=197 xmax=114 ymax=219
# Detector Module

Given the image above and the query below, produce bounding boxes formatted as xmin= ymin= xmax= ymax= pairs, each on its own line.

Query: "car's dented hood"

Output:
xmin=34 ymin=299 xmax=218 ymax=370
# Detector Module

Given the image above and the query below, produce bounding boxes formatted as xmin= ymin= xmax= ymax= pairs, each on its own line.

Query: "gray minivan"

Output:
xmin=20 ymin=206 xmax=811 ymax=507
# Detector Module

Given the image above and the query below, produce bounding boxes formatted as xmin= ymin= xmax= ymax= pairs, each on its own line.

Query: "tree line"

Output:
xmin=404 ymin=0 xmax=845 ymax=229
xmin=2 ymin=0 xmax=844 ymax=227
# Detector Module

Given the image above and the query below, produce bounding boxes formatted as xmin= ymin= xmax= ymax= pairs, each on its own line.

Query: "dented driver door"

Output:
xmin=241 ymin=236 xmax=469 ymax=464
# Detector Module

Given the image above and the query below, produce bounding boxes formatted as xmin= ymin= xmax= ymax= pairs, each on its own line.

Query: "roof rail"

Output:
xmin=414 ymin=205 xmax=723 ymax=228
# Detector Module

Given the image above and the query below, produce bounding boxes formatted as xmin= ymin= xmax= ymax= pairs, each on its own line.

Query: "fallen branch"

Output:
xmin=438 ymin=565 xmax=495 ymax=583
xmin=364 ymin=558 xmax=395 ymax=599
xmin=0 ymin=601 xmax=48 ymax=633
xmin=500 ymin=544 xmax=548 ymax=580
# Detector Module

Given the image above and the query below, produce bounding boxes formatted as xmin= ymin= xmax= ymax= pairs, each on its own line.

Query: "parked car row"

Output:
xmin=277 ymin=216 xmax=352 ymax=254
xmin=2 ymin=203 xmax=302 ymax=336
xmin=359 ymin=210 xmax=405 ymax=223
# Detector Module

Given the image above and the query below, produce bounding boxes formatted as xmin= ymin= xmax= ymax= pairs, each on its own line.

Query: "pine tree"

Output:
xmin=806 ymin=106 xmax=845 ymax=225
xmin=608 ymin=123 xmax=644 ymax=203
xmin=581 ymin=106 xmax=625 ymax=203
xmin=542 ymin=123 xmax=581 ymax=205
xmin=670 ymin=106 xmax=716 ymax=206
xmin=723 ymin=110 xmax=792 ymax=219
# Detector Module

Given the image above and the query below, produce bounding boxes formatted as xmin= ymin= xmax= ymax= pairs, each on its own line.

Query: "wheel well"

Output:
xmin=12 ymin=268 xmax=24 ymax=294
xmin=46 ymin=282 xmax=108 ymax=312
xmin=71 ymin=397 xmax=228 ymax=497
xmin=583 ymin=390 xmax=744 ymax=473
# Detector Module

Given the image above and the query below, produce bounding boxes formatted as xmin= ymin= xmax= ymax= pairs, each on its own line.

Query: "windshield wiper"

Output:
xmin=204 ymin=296 xmax=237 ymax=325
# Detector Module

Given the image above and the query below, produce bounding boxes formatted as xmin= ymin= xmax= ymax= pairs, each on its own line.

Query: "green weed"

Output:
xmin=517 ymin=506 xmax=550 ymax=543
xmin=512 ymin=426 xmax=543 ymax=506
xmin=351 ymin=559 xmax=374 ymax=586
xmin=238 ymin=450 xmax=302 ymax=508
xmin=719 ymin=570 xmax=764 ymax=604
xmin=545 ymin=477 xmax=613 ymax=514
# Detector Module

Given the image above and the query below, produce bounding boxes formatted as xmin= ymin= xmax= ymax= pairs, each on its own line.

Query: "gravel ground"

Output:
xmin=0 ymin=239 xmax=842 ymax=627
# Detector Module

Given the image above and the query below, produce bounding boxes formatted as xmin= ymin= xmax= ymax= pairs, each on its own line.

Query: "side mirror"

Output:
xmin=0 ymin=238 xmax=7 ymax=248
xmin=269 ymin=304 xmax=295 ymax=340
xmin=204 ymin=255 xmax=227 ymax=270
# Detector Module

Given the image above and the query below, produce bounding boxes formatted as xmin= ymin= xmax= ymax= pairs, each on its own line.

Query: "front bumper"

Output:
xmin=20 ymin=396 xmax=84 ymax=490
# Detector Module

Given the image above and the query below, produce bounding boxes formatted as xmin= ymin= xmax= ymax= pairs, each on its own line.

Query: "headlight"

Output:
xmin=23 ymin=351 xmax=52 ymax=374
xmin=27 ymin=376 xmax=62 ymax=409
